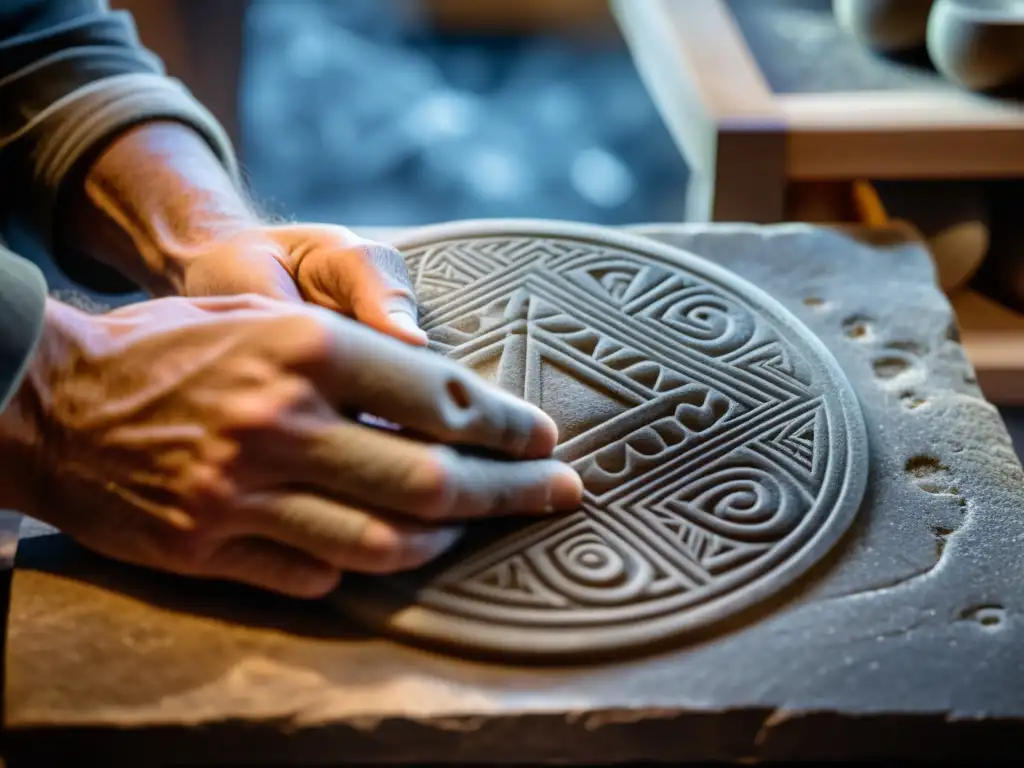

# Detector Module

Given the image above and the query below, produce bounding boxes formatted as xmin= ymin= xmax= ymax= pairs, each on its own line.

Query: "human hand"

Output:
xmin=6 ymin=295 xmax=582 ymax=597
xmin=177 ymin=224 xmax=429 ymax=346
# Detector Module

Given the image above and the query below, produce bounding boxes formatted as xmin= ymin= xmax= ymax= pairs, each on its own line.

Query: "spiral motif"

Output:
xmin=665 ymin=465 xmax=804 ymax=543
xmin=531 ymin=528 xmax=653 ymax=605
xmin=659 ymin=293 xmax=756 ymax=356
xmin=556 ymin=534 xmax=626 ymax=585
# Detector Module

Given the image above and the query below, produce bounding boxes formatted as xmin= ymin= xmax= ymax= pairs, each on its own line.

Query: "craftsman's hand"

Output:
xmin=74 ymin=123 xmax=426 ymax=345
xmin=4 ymin=296 xmax=582 ymax=598
xmin=178 ymin=224 xmax=429 ymax=346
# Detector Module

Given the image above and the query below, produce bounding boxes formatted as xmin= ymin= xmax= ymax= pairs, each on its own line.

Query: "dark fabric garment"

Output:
xmin=0 ymin=0 xmax=237 ymax=412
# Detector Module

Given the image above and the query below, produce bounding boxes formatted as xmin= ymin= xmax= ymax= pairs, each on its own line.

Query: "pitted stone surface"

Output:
xmin=335 ymin=221 xmax=868 ymax=660
xmin=5 ymin=224 xmax=1023 ymax=765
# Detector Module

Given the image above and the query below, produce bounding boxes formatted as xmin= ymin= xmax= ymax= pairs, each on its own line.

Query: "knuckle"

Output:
xmin=405 ymin=447 xmax=457 ymax=520
xmin=220 ymin=377 xmax=318 ymax=435
xmin=274 ymin=375 xmax=319 ymax=410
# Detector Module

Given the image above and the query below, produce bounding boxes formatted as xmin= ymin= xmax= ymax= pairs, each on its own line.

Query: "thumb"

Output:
xmin=292 ymin=236 xmax=429 ymax=346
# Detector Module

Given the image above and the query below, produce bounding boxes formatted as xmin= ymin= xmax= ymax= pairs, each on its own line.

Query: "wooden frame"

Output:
xmin=612 ymin=0 xmax=1024 ymax=223
xmin=112 ymin=0 xmax=250 ymax=153
xmin=612 ymin=0 xmax=1024 ymax=405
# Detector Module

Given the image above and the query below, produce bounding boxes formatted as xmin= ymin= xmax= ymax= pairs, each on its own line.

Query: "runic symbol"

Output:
xmin=455 ymin=556 xmax=568 ymax=607
xmin=769 ymin=412 xmax=817 ymax=469
xmin=645 ymin=507 xmax=765 ymax=574
xmin=567 ymin=260 xmax=669 ymax=307
xmin=533 ymin=311 xmax=690 ymax=393
xmin=594 ymin=268 xmax=638 ymax=301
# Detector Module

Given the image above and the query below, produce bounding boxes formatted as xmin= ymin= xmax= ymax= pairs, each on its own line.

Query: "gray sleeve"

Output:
xmin=27 ymin=71 xmax=239 ymax=268
xmin=0 ymin=246 xmax=47 ymax=414
xmin=0 ymin=0 xmax=240 ymax=291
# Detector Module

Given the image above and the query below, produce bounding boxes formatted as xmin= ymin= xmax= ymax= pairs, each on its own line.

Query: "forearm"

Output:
xmin=0 ymin=0 xmax=241 ymax=292
xmin=65 ymin=121 xmax=260 ymax=296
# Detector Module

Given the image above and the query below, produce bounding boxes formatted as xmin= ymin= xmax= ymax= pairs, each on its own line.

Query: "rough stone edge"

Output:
xmin=4 ymin=707 xmax=1022 ymax=765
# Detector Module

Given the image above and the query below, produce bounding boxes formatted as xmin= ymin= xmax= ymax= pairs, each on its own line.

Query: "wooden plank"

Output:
xmin=612 ymin=0 xmax=788 ymax=222
xmin=953 ymin=290 xmax=1024 ymax=405
xmin=423 ymin=0 xmax=612 ymax=31
xmin=781 ymin=91 xmax=1024 ymax=179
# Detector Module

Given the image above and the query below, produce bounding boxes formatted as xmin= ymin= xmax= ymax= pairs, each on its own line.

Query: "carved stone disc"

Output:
xmin=335 ymin=221 xmax=868 ymax=661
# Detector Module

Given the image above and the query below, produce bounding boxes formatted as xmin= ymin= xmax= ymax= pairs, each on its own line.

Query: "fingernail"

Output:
xmin=548 ymin=466 xmax=584 ymax=511
xmin=413 ymin=525 xmax=465 ymax=558
xmin=388 ymin=308 xmax=429 ymax=344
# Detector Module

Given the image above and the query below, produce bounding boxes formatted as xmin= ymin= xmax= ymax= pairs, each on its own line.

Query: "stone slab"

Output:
xmin=5 ymin=223 xmax=1024 ymax=765
xmin=338 ymin=220 xmax=870 ymax=663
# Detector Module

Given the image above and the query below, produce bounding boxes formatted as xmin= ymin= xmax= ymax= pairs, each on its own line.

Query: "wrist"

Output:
xmin=69 ymin=121 xmax=260 ymax=296
xmin=136 ymin=206 xmax=261 ymax=296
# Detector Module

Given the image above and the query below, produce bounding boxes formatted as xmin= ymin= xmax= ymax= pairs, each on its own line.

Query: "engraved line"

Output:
xmin=621 ymin=276 xmax=697 ymax=315
xmin=599 ymin=505 xmax=715 ymax=588
xmin=580 ymin=398 xmax=781 ymax=502
xmin=530 ymin=327 xmax=659 ymax=401
xmin=531 ymin=279 xmax=767 ymax=408
xmin=528 ymin=339 xmax=650 ymax=408
xmin=591 ymin=505 xmax=710 ymax=589
xmin=605 ymin=397 xmax=822 ymax=506
xmin=746 ymin=442 xmax=819 ymax=505
xmin=420 ymin=269 xmax=532 ymax=324
xmin=554 ymin=390 xmax=721 ymax=464
xmin=531 ymin=276 xmax=782 ymax=407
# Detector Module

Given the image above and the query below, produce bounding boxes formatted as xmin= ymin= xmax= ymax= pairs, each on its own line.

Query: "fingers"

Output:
xmin=239 ymin=493 xmax=465 ymax=574
xmin=203 ymin=537 xmax=341 ymax=598
xmin=278 ymin=224 xmax=428 ymax=346
xmin=345 ymin=243 xmax=425 ymax=345
xmin=301 ymin=311 xmax=560 ymax=459
xmin=259 ymin=420 xmax=583 ymax=521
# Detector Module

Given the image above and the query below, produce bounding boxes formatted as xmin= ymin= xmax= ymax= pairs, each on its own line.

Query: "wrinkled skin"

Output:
xmin=176 ymin=223 xmax=430 ymax=346
xmin=8 ymin=295 xmax=582 ymax=598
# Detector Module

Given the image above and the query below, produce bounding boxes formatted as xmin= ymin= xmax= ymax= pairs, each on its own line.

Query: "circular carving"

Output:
xmin=334 ymin=221 xmax=868 ymax=662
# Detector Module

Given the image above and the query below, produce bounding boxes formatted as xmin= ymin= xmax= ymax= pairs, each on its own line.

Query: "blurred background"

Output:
xmin=96 ymin=0 xmax=1024 ymax=450
xmin=116 ymin=0 xmax=690 ymax=227
xmin=245 ymin=0 xmax=690 ymax=225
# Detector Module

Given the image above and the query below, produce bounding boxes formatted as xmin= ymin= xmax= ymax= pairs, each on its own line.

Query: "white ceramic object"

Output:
xmin=833 ymin=0 xmax=936 ymax=52
xmin=927 ymin=0 xmax=1024 ymax=91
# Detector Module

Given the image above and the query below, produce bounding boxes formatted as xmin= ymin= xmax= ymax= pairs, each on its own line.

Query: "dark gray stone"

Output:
xmin=338 ymin=221 xmax=868 ymax=662
xmin=5 ymin=223 xmax=1023 ymax=765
